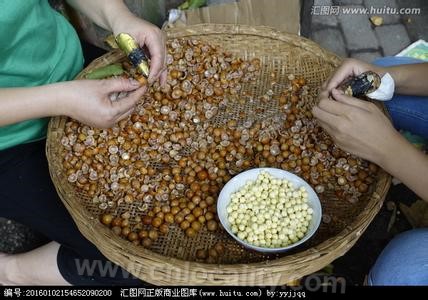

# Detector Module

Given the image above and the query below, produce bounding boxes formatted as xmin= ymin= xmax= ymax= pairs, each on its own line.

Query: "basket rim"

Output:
xmin=165 ymin=24 xmax=342 ymax=66
xmin=47 ymin=23 xmax=391 ymax=285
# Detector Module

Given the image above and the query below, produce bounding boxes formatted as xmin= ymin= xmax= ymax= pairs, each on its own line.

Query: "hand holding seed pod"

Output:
xmin=338 ymin=71 xmax=381 ymax=99
xmin=116 ymin=33 xmax=150 ymax=78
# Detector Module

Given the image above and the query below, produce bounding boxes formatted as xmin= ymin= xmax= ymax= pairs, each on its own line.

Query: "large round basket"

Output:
xmin=46 ymin=24 xmax=391 ymax=285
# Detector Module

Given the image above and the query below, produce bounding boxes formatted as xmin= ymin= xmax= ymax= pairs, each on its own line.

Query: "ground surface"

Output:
xmin=310 ymin=0 xmax=428 ymax=62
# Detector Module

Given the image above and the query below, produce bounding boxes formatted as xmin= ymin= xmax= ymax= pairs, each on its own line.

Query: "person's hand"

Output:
xmin=62 ymin=77 xmax=146 ymax=128
xmin=323 ymin=58 xmax=386 ymax=93
xmin=111 ymin=14 xmax=167 ymax=85
xmin=312 ymin=88 xmax=400 ymax=164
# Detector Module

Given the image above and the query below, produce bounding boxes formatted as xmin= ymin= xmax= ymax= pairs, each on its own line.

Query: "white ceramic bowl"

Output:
xmin=217 ymin=168 xmax=322 ymax=253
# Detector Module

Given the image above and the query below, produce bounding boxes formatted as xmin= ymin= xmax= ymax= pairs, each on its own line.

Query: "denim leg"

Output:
xmin=372 ymin=57 xmax=428 ymax=139
xmin=368 ymin=229 xmax=428 ymax=285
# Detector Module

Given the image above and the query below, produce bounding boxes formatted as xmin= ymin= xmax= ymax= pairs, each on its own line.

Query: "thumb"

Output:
xmin=112 ymin=86 xmax=147 ymax=116
xmin=103 ymin=77 xmax=141 ymax=93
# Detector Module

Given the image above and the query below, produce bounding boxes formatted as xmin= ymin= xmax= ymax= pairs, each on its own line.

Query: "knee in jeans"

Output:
xmin=369 ymin=229 xmax=428 ymax=285
xmin=372 ymin=56 xmax=425 ymax=68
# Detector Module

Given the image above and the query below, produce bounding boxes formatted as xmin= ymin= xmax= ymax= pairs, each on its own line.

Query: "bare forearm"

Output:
xmin=0 ymin=83 xmax=66 ymax=126
xmin=66 ymin=0 xmax=133 ymax=33
xmin=386 ymin=63 xmax=428 ymax=96
xmin=377 ymin=134 xmax=428 ymax=202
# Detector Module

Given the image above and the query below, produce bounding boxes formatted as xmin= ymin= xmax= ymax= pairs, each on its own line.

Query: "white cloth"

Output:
xmin=366 ymin=72 xmax=395 ymax=101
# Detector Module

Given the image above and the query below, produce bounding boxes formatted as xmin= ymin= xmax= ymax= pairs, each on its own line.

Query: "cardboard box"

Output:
xmin=181 ymin=0 xmax=300 ymax=35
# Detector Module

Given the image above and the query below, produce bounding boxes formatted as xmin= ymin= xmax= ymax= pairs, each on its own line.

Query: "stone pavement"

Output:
xmin=311 ymin=0 xmax=428 ymax=62
xmin=0 ymin=219 xmax=48 ymax=254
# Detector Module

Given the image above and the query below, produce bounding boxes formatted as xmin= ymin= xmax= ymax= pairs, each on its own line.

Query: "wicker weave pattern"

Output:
xmin=46 ymin=24 xmax=390 ymax=285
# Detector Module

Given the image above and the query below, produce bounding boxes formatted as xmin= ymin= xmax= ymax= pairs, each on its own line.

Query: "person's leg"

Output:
xmin=368 ymin=228 xmax=428 ymax=285
xmin=0 ymin=242 xmax=69 ymax=285
xmin=0 ymin=140 xmax=143 ymax=285
xmin=373 ymin=57 xmax=428 ymax=139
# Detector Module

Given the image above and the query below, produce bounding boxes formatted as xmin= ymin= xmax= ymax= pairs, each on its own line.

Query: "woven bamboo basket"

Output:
xmin=46 ymin=24 xmax=391 ymax=285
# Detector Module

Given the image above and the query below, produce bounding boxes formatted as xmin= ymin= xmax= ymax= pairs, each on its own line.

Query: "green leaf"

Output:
xmin=189 ymin=0 xmax=206 ymax=9
xmin=179 ymin=0 xmax=206 ymax=10
xmin=321 ymin=264 xmax=334 ymax=274
xmin=85 ymin=64 xmax=124 ymax=79
xmin=178 ymin=0 xmax=190 ymax=10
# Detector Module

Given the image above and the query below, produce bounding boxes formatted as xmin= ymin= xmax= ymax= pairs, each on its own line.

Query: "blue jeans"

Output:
xmin=368 ymin=229 xmax=428 ymax=285
xmin=368 ymin=57 xmax=428 ymax=285
xmin=373 ymin=57 xmax=428 ymax=139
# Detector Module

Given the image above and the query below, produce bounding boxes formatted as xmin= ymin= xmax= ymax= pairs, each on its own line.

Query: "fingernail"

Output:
xmin=129 ymin=78 xmax=140 ymax=86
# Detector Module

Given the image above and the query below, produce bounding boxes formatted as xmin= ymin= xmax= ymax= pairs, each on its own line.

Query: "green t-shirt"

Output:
xmin=0 ymin=0 xmax=84 ymax=150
